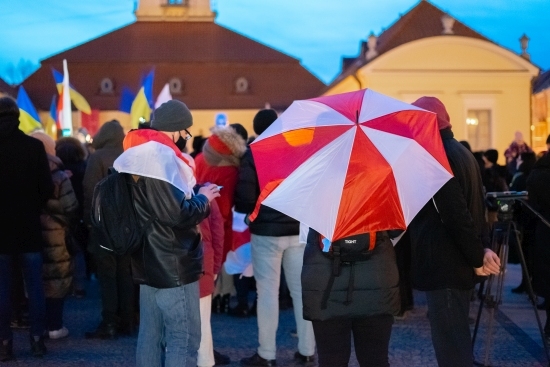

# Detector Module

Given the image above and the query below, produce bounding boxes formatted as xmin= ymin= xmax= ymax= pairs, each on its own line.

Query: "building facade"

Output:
xmin=325 ymin=0 xmax=540 ymax=161
xmin=22 ymin=0 xmax=324 ymax=137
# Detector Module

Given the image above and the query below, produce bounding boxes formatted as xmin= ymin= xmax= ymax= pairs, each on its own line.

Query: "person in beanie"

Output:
xmin=407 ymin=97 xmax=501 ymax=367
xmin=113 ymin=99 xmax=220 ymax=367
xmin=0 ymin=97 xmax=54 ymax=361
xmin=235 ymin=109 xmax=316 ymax=367
xmin=83 ymin=120 xmax=135 ymax=339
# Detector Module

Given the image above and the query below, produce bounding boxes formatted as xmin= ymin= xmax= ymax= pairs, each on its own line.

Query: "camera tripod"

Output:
xmin=472 ymin=202 xmax=550 ymax=367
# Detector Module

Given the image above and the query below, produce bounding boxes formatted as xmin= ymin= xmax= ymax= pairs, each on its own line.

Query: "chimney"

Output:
xmin=441 ymin=14 xmax=455 ymax=35
xmin=365 ymin=32 xmax=378 ymax=61
xmin=519 ymin=34 xmax=530 ymax=60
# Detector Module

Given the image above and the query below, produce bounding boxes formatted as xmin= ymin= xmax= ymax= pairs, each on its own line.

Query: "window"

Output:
xmin=466 ymin=109 xmax=491 ymax=151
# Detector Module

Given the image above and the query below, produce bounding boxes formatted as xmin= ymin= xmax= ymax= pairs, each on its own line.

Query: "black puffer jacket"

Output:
xmin=302 ymin=230 xmax=400 ymax=321
xmin=408 ymin=128 xmax=486 ymax=291
xmin=129 ymin=176 xmax=210 ymax=289
xmin=234 ymin=149 xmax=299 ymax=236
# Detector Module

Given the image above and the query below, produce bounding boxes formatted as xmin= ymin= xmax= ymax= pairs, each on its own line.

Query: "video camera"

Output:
xmin=485 ymin=191 xmax=528 ymax=220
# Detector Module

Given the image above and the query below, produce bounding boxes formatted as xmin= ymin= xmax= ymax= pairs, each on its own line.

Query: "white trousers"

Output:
xmin=197 ymin=295 xmax=214 ymax=367
xmin=251 ymin=234 xmax=316 ymax=360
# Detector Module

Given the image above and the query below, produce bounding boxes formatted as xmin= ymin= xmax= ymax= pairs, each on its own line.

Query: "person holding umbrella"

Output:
xmin=249 ymin=89 xmax=467 ymax=367
xmin=407 ymin=97 xmax=501 ymax=367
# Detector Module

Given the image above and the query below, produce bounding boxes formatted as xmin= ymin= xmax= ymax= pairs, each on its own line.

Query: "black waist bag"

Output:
xmin=320 ymin=232 xmax=377 ymax=309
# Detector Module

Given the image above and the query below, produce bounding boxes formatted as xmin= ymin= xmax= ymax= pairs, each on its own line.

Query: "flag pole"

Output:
xmin=61 ymin=59 xmax=73 ymax=136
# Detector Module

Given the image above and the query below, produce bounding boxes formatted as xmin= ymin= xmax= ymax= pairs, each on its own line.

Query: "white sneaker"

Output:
xmin=49 ymin=327 xmax=69 ymax=339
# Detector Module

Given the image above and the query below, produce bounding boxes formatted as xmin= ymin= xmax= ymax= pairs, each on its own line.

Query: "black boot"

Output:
xmin=220 ymin=294 xmax=230 ymax=314
xmin=214 ymin=349 xmax=230 ymax=365
xmin=0 ymin=339 xmax=13 ymax=362
xmin=84 ymin=322 xmax=118 ymax=339
xmin=30 ymin=335 xmax=47 ymax=358
xmin=211 ymin=295 xmax=221 ymax=314
xmin=228 ymin=302 xmax=249 ymax=317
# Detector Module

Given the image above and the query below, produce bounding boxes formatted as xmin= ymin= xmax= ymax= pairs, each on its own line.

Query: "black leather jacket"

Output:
xmin=129 ymin=176 xmax=210 ymax=289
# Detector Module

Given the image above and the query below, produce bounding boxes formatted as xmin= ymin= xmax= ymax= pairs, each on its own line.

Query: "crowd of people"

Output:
xmin=0 ymin=93 xmax=549 ymax=367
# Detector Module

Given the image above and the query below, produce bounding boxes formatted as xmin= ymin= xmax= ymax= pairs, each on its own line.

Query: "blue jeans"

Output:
xmin=425 ymin=288 xmax=473 ymax=367
xmin=0 ymin=253 xmax=46 ymax=340
xmin=136 ymin=281 xmax=200 ymax=367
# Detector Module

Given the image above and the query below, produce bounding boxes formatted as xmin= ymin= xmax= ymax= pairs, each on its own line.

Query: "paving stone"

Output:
xmin=2 ymin=264 xmax=547 ymax=366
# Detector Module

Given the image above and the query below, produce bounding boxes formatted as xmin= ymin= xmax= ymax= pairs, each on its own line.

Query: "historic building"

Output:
xmin=532 ymin=70 xmax=550 ymax=153
xmin=22 ymin=0 xmax=324 ymax=136
xmin=325 ymin=0 xmax=540 ymax=160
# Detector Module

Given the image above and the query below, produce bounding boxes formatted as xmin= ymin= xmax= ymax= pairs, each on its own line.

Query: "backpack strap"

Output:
xmin=321 ymin=242 xmax=342 ymax=310
xmin=344 ymin=262 xmax=355 ymax=306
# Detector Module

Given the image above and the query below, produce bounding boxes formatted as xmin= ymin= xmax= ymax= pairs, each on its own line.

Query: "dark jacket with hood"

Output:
xmin=526 ymin=154 xmax=550 ymax=299
xmin=0 ymin=113 xmax=54 ymax=254
xmin=408 ymin=128 xmax=486 ymax=291
xmin=234 ymin=148 xmax=299 ymax=237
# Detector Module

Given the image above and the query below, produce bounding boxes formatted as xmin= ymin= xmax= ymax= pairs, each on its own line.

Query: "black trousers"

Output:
xmin=425 ymin=288 xmax=473 ymax=367
xmin=95 ymin=249 xmax=134 ymax=327
xmin=312 ymin=315 xmax=393 ymax=367
xmin=45 ymin=298 xmax=64 ymax=331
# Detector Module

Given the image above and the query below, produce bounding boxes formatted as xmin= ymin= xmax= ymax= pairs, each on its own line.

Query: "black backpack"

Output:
xmin=314 ymin=231 xmax=377 ymax=309
xmin=90 ymin=169 xmax=155 ymax=256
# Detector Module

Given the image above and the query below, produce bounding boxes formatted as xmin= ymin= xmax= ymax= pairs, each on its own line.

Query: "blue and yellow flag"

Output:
xmin=17 ymin=86 xmax=42 ymax=134
xmin=119 ymin=87 xmax=136 ymax=114
xmin=52 ymin=68 xmax=91 ymax=114
xmin=43 ymin=95 xmax=58 ymax=138
xmin=130 ymin=69 xmax=154 ymax=129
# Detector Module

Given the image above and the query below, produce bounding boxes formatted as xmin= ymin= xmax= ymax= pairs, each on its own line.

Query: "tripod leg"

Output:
xmin=510 ymin=221 xmax=550 ymax=365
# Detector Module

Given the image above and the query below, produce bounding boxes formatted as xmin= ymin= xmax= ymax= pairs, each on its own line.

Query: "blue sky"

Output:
xmin=1 ymin=0 xmax=548 ymax=85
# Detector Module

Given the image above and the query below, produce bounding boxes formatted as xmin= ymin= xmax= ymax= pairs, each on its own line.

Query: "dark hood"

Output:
xmin=534 ymin=152 xmax=550 ymax=170
xmin=92 ymin=121 xmax=124 ymax=150
xmin=0 ymin=115 xmax=20 ymax=139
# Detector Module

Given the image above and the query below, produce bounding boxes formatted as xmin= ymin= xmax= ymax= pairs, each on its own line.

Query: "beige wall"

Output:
xmin=325 ymin=36 xmax=539 ymax=164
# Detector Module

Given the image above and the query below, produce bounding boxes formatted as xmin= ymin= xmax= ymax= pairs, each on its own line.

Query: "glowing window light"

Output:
xmin=466 ymin=118 xmax=479 ymax=126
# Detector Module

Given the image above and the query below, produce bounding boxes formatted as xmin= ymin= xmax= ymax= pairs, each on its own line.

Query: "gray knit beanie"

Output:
xmin=151 ymin=100 xmax=193 ymax=132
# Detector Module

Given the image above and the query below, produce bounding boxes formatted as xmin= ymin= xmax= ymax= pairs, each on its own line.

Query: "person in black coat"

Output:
xmin=526 ymin=153 xmax=550 ymax=341
xmin=408 ymin=97 xmax=500 ymax=367
xmin=0 ymin=97 xmax=54 ymax=361
xmin=301 ymin=228 xmax=400 ymax=367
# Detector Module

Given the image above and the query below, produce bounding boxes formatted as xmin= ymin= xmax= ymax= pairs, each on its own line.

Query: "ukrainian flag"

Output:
xmin=130 ymin=69 xmax=154 ymax=129
xmin=52 ymin=68 xmax=91 ymax=114
xmin=119 ymin=87 xmax=135 ymax=114
xmin=43 ymin=95 xmax=58 ymax=138
xmin=17 ymin=86 xmax=42 ymax=134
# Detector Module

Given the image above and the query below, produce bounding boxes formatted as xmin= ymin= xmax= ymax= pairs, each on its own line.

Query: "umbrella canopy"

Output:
xmin=250 ymin=89 xmax=453 ymax=242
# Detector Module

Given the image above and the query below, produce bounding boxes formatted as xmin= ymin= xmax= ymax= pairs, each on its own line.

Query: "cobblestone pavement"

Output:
xmin=2 ymin=264 xmax=548 ymax=366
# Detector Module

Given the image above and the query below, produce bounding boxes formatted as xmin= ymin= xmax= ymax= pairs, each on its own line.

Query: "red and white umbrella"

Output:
xmin=249 ymin=89 xmax=453 ymax=242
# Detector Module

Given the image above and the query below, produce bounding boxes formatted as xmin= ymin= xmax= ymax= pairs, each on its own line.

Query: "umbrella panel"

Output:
xmin=333 ymin=128 xmax=405 ymax=240
xmin=251 ymin=125 xmax=353 ymax=190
